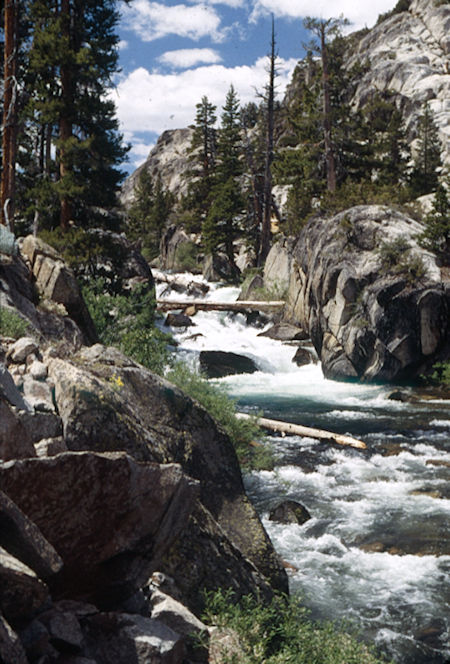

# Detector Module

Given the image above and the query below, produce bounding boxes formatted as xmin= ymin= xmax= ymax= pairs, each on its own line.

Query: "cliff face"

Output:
xmin=121 ymin=128 xmax=194 ymax=208
xmin=265 ymin=206 xmax=450 ymax=383
xmin=347 ymin=0 xmax=450 ymax=164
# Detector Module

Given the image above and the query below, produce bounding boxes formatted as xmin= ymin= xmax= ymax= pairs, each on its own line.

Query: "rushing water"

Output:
xmin=158 ymin=276 xmax=450 ymax=664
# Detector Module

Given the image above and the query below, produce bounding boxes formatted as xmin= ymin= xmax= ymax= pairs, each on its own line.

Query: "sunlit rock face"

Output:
xmin=121 ymin=128 xmax=194 ymax=208
xmin=347 ymin=0 xmax=450 ymax=164
xmin=267 ymin=205 xmax=450 ymax=383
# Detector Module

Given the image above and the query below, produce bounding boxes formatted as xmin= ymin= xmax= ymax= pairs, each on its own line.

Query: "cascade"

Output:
xmin=158 ymin=275 xmax=450 ymax=664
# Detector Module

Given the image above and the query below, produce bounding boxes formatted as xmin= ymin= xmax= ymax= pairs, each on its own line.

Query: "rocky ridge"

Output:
xmin=123 ymin=0 xmax=450 ymax=210
xmin=347 ymin=0 xmax=450 ymax=164
xmin=0 ymin=236 xmax=287 ymax=663
xmin=121 ymin=128 xmax=194 ymax=207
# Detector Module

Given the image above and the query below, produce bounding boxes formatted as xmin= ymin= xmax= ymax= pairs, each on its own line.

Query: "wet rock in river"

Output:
xmin=269 ymin=501 xmax=311 ymax=526
xmin=199 ymin=350 xmax=258 ymax=378
xmin=164 ymin=312 xmax=195 ymax=328
xmin=291 ymin=347 xmax=317 ymax=367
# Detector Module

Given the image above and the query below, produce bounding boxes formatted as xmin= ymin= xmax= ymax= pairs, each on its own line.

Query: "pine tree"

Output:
xmin=15 ymin=0 xmax=128 ymax=232
xmin=203 ymin=85 xmax=244 ymax=272
xmin=410 ymin=104 xmax=442 ymax=196
xmin=303 ymin=15 xmax=349 ymax=194
xmin=258 ymin=15 xmax=278 ymax=266
xmin=1 ymin=0 xmax=19 ymax=229
xmin=128 ymin=169 xmax=173 ymax=260
xmin=182 ymin=96 xmax=217 ymax=231
xmin=419 ymin=178 xmax=450 ymax=261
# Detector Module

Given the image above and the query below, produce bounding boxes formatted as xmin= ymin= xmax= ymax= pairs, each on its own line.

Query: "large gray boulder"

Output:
xmin=21 ymin=236 xmax=98 ymax=345
xmin=45 ymin=344 xmax=288 ymax=606
xmin=0 ymin=452 xmax=198 ymax=607
xmin=281 ymin=206 xmax=449 ymax=382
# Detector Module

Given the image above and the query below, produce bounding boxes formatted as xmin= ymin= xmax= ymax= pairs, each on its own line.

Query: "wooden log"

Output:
xmin=236 ymin=413 xmax=367 ymax=450
xmin=157 ymin=299 xmax=285 ymax=313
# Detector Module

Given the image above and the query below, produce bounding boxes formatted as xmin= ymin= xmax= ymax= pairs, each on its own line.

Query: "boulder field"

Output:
xmin=264 ymin=205 xmax=450 ymax=382
xmin=0 ymin=236 xmax=287 ymax=664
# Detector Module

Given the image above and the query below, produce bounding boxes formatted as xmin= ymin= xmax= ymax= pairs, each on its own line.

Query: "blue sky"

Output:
xmin=113 ymin=0 xmax=397 ymax=173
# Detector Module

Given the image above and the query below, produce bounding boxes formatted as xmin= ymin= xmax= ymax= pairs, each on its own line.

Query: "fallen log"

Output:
xmin=157 ymin=299 xmax=285 ymax=313
xmin=236 ymin=413 xmax=367 ymax=450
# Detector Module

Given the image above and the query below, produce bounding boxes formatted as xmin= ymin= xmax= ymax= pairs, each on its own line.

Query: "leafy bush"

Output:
xmin=202 ymin=590 xmax=391 ymax=664
xmin=174 ymin=241 xmax=200 ymax=272
xmin=428 ymin=362 xmax=450 ymax=387
xmin=0 ymin=308 xmax=32 ymax=339
xmin=82 ymin=279 xmax=172 ymax=373
xmin=166 ymin=362 xmax=272 ymax=469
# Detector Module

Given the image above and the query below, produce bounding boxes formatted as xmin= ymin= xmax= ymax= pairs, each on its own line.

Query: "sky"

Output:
xmin=113 ymin=0 xmax=398 ymax=174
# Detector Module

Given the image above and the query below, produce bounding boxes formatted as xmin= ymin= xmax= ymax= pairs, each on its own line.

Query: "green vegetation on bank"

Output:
xmin=166 ymin=362 xmax=273 ymax=470
xmin=202 ymin=590 xmax=391 ymax=664
xmin=0 ymin=308 xmax=32 ymax=339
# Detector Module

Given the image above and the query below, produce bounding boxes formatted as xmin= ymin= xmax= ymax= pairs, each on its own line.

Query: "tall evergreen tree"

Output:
xmin=258 ymin=15 xmax=277 ymax=265
xmin=12 ymin=0 xmax=128 ymax=232
xmin=410 ymin=103 xmax=442 ymax=196
xmin=182 ymin=96 xmax=217 ymax=231
xmin=303 ymin=15 xmax=349 ymax=194
xmin=203 ymin=85 xmax=243 ymax=272
xmin=1 ymin=0 xmax=19 ymax=229
xmin=419 ymin=177 xmax=450 ymax=261
xmin=128 ymin=169 xmax=174 ymax=260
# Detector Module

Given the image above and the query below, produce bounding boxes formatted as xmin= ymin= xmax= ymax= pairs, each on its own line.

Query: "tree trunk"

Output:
xmin=258 ymin=15 xmax=276 ymax=266
xmin=1 ymin=0 xmax=18 ymax=230
xmin=59 ymin=0 xmax=73 ymax=230
xmin=236 ymin=413 xmax=366 ymax=449
xmin=321 ymin=25 xmax=336 ymax=193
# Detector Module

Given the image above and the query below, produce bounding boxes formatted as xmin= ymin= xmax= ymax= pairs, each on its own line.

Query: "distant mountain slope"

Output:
xmin=122 ymin=0 xmax=450 ymax=207
xmin=121 ymin=128 xmax=193 ymax=208
xmin=347 ymin=0 xmax=450 ymax=163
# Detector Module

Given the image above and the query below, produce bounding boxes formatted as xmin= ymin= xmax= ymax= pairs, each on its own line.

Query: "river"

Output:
xmin=157 ymin=276 xmax=450 ymax=664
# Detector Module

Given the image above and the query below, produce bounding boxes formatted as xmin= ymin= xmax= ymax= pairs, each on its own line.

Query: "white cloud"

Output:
xmin=158 ymin=48 xmax=223 ymax=69
xmin=125 ymin=138 xmax=156 ymax=169
xmin=188 ymin=0 xmax=245 ymax=7
xmin=118 ymin=40 xmax=129 ymax=51
xmin=112 ymin=57 xmax=297 ymax=138
xmin=121 ymin=0 xmax=225 ymax=43
xmin=250 ymin=0 xmax=397 ymax=31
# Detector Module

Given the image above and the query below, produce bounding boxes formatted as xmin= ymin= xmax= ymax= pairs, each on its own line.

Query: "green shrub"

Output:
xmin=174 ymin=241 xmax=199 ymax=272
xmin=377 ymin=238 xmax=427 ymax=284
xmin=202 ymin=590 xmax=391 ymax=664
xmin=428 ymin=362 xmax=450 ymax=387
xmin=166 ymin=362 xmax=272 ymax=470
xmin=0 ymin=308 xmax=32 ymax=339
xmin=82 ymin=279 xmax=172 ymax=372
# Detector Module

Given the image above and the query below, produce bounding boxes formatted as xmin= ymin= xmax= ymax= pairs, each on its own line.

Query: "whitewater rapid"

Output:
xmin=158 ymin=276 xmax=450 ymax=664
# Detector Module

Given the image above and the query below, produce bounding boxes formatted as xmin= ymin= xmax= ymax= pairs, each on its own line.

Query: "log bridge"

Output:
xmin=156 ymin=299 xmax=285 ymax=314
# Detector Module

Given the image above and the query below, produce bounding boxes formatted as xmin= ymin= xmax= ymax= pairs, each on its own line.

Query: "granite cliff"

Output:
xmin=264 ymin=205 xmax=450 ymax=383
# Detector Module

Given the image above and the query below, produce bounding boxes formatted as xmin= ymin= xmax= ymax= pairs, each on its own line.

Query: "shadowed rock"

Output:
xmin=0 ymin=452 xmax=198 ymax=608
xmin=199 ymin=350 xmax=258 ymax=378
